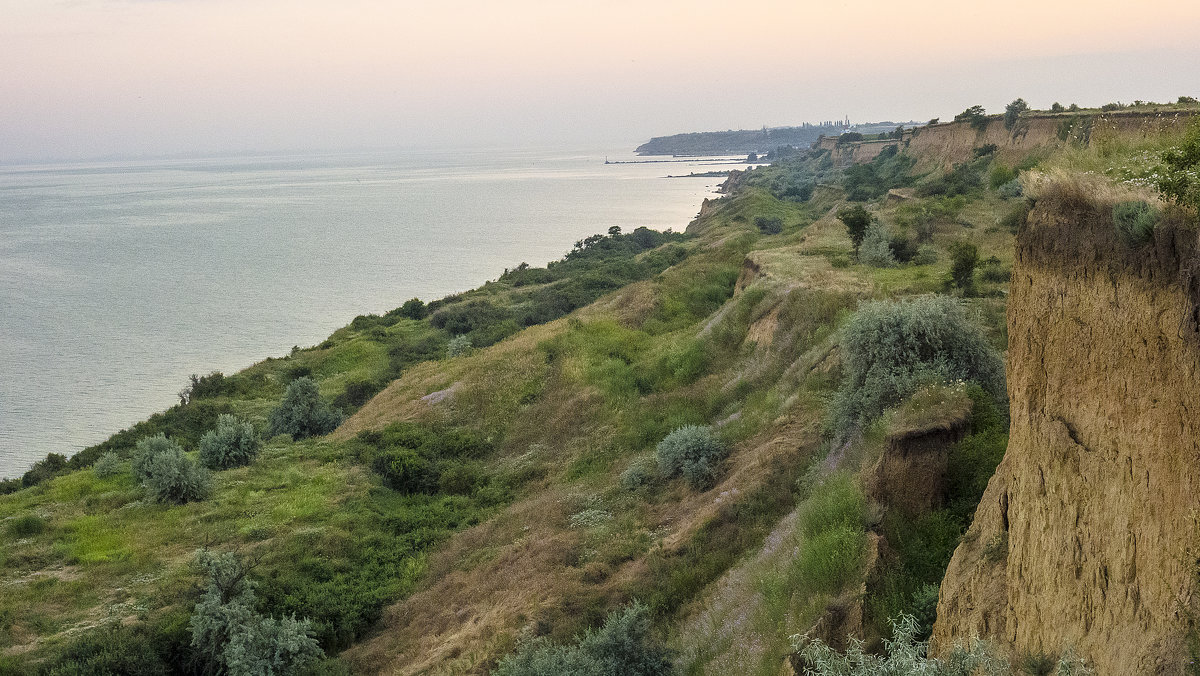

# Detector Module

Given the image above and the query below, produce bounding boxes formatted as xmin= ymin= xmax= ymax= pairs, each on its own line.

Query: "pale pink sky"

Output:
xmin=2 ymin=0 xmax=1199 ymax=161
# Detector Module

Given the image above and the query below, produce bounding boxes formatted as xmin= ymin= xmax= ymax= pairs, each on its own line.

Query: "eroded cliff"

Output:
xmin=932 ymin=182 xmax=1200 ymax=674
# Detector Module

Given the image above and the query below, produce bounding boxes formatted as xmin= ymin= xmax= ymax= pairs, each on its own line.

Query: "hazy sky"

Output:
xmin=3 ymin=0 xmax=1199 ymax=161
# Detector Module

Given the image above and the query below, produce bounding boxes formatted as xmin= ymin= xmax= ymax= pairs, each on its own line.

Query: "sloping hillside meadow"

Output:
xmin=2 ymin=101 xmax=1197 ymax=674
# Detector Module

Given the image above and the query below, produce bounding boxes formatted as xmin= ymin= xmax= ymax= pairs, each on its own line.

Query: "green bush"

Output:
xmin=755 ymin=215 xmax=784 ymax=234
xmin=913 ymin=245 xmax=939 ymax=265
xmin=8 ymin=514 xmax=47 ymax=537
xmin=143 ymin=448 xmax=211 ymax=504
xmin=829 ymin=295 xmax=1005 ymax=436
xmin=92 ymin=452 xmax=122 ymax=478
xmin=988 ymin=164 xmax=1017 ymax=189
xmin=190 ymin=550 xmax=322 ymax=676
xmin=494 ymin=602 xmax=673 ymax=676
xmin=132 ymin=434 xmax=183 ymax=482
xmin=1112 ymin=200 xmax=1159 ymax=244
xmin=996 ymin=178 xmax=1023 ymax=198
xmin=859 ymin=223 xmax=895 ymax=268
xmin=20 ymin=452 xmax=68 ymax=488
xmin=396 ymin=297 xmax=427 ymax=320
xmin=620 ymin=457 xmax=659 ymax=491
xmin=948 ymin=241 xmax=979 ymax=295
xmin=198 ymin=414 xmax=260 ymax=470
xmin=655 ymin=425 xmax=727 ymax=490
xmin=447 ymin=335 xmax=473 ymax=357
xmin=268 ymin=377 xmax=343 ymax=439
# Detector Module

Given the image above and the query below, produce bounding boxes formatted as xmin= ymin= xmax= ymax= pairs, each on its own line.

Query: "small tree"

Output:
xmin=133 ymin=434 xmax=183 ymax=482
xmin=143 ymin=447 xmax=212 ymax=504
xmin=656 ymin=425 xmax=727 ymax=490
xmin=190 ymin=550 xmax=322 ymax=676
xmin=954 ymin=105 xmax=988 ymax=131
xmin=838 ymin=205 xmax=873 ymax=254
xmin=1003 ymin=98 xmax=1029 ymax=129
xmin=1050 ymin=102 xmax=1065 ymax=113
xmin=949 ymin=241 xmax=979 ymax=295
xmin=198 ymin=414 xmax=260 ymax=470
xmin=268 ymin=377 xmax=342 ymax=439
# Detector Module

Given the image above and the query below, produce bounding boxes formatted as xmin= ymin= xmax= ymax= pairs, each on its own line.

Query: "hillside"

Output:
xmin=2 ymin=100 xmax=1199 ymax=675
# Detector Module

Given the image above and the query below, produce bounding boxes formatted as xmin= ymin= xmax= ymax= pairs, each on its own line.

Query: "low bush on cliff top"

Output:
xmin=829 ymin=295 xmax=1005 ymax=440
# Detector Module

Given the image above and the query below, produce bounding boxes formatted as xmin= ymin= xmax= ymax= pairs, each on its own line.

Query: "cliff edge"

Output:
xmin=932 ymin=182 xmax=1200 ymax=673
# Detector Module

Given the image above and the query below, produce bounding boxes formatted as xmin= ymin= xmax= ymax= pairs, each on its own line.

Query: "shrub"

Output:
xmin=447 ymin=335 xmax=473 ymax=357
xmin=972 ymin=144 xmax=998 ymax=158
xmin=92 ymin=452 xmax=122 ymax=478
xmin=1180 ymin=96 xmax=1199 ymax=105
xmin=396 ymin=297 xmax=426 ymax=320
xmin=494 ymin=602 xmax=672 ymax=676
xmin=133 ymin=434 xmax=183 ymax=482
xmin=8 ymin=514 xmax=47 ymax=537
xmin=20 ymin=452 xmax=68 ymax=488
xmin=793 ymin=613 xmax=1013 ymax=675
xmin=829 ymin=295 xmax=1005 ymax=436
xmin=889 ymin=233 xmax=919 ymax=263
xmin=268 ymin=377 xmax=342 ymax=439
xmin=620 ymin=457 xmax=659 ymax=491
xmin=838 ymin=205 xmax=873 ymax=253
xmin=988 ymin=164 xmax=1016 ymax=189
xmin=1003 ymin=98 xmax=1029 ymax=129
xmin=1155 ymin=118 xmax=1200 ymax=215
xmin=655 ymin=425 xmax=727 ymax=490
xmin=1050 ymin=102 xmax=1065 ymax=113
xmin=913 ymin=245 xmax=939 ymax=265
xmin=190 ymin=550 xmax=322 ymax=676
xmin=996 ymin=178 xmax=1023 ymax=198
xmin=198 ymin=414 xmax=260 ymax=470
xmin=948 ymin=241 xmax=979 ymax=295
xmin=143 ymin=448 xmax=211 ymax=504
xmin=755 ymin=215 xmax=783 ymax=234
xmin=859 ymin=223 xmax=895 ymax=268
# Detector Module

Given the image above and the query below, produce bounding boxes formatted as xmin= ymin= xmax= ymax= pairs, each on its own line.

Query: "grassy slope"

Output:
xmin=2 ymin=112 xmax=1178 ymax=673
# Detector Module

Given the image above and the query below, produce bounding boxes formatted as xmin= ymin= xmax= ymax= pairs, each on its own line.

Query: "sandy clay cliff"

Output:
xmin=932 ymin=183 xmax=1200 ymax=674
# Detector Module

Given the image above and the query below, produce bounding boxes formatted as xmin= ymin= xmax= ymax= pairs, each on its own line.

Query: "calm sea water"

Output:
xmin=0 ymin=147 xmax=742 ymax=478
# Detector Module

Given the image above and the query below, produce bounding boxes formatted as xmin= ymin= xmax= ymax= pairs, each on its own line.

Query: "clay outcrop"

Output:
xmin=932 ymin=187 xmax=1200 ymax=674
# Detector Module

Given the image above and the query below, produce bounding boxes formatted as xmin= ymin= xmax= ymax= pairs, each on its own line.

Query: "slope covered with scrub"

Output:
xmin=2 ymin=100 xmax=1197 ymax=675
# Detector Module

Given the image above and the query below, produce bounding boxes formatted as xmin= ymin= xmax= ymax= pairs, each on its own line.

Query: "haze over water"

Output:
xmin=0 ymin=147 xmax=742 ymax=478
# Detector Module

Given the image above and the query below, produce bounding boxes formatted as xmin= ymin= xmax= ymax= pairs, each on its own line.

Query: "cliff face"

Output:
xmin=907 ymin=110 xmax=1197 ymax=171
xmin=932 ymin=187 xmax=1200 ymax=674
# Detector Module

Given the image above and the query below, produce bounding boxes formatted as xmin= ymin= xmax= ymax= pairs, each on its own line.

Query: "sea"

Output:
xmin=0 ymin=146 xmax=746 ymax=478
